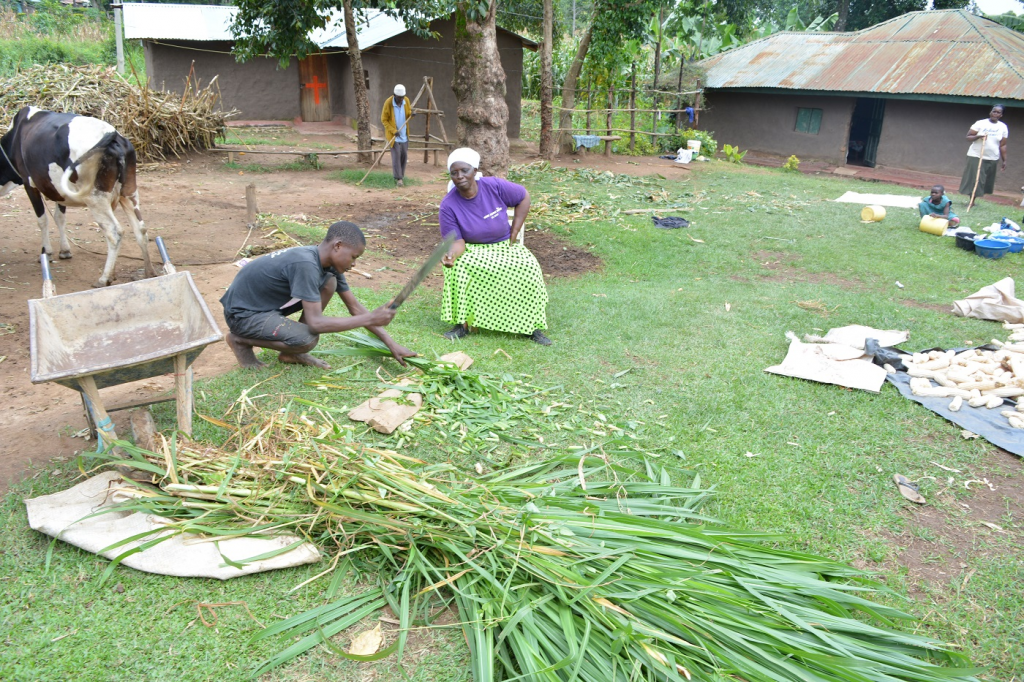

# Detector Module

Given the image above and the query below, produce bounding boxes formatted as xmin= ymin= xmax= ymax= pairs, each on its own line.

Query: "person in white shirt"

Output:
xmin=959 ymin=105 xmax=1009 ymax=206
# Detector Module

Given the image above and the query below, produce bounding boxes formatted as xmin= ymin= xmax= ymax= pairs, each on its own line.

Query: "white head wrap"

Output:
xmin=447 ymin=148 xmax=481 ymax=171
xmin=446 ymin=148 xmax=483 ymax=193
xmin=394 ymin=84 xmax=406 ymax=97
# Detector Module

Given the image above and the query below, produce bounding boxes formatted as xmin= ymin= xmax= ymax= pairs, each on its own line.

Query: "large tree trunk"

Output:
xmin=538 ymin=0 xmax=554 ymax=159
xmin=835 ymin=0 xmax=849 ymax=31
xmin=343 ymin=0 xmax=371 ymax=163
xmin=557 ymin=22 xmax=594 ymax=154
xmin=452 ymin=0 xmax=509 ymax=176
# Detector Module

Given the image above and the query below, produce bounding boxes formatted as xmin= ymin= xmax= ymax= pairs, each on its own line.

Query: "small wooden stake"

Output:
xmin=245 ymin=183 xmax=259 ymax=225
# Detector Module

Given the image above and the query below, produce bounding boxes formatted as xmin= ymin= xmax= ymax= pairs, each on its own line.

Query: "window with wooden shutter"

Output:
xmin=795 ymin=108 xmax=822 ymax=134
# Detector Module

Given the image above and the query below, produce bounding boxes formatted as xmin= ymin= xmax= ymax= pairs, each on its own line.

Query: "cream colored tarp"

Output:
xmin=25 ymin=472 xmax=321 ymax=580
xmin=765 ymin=327 xmax=900 ymax=393
xmin=952 ymin=277 xmax=1024 ymax=323
xmin=833 ymin=191 xmax=921 ymax=209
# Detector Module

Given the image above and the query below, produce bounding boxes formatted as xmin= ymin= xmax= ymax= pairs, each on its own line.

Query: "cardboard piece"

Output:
xmin=766 ymin=332 xmax=888 ymax=393
xmin=25 ymin=472 xmax=321 ymax=580
xmin=349 ymin=378 xmax=423 ymax=434
xmin=438 ymin=351 xmax=474 ymax=370
xmin=348 ymin=353 xmax=474 ymax=434
xmin=952 ymin=277 xmax=1024 ymax=323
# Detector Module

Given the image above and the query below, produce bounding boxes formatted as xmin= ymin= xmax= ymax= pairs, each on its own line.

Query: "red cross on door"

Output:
xmin=298 ymin=55 xmax=331 ymax=122
xmin=305 ymin=76 xmax=326 ymax=104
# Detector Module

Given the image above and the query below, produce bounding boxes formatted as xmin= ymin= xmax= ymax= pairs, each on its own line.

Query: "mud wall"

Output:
xmin=330 ymin=17 xmax=525 ymax=139
xmin=876 ymin=99 xmax=1024 ymax=193
xmin=700 ymin=90 xmax=856 ymax=164
xmin=144 ymin=40 xmax=300 ymax=121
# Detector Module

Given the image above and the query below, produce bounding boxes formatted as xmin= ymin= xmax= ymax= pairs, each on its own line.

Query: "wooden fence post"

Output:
xmin=423 ymin=76 xmax=432 ymax=164
xmin=605 ymin=83 xmax=614 ymax=157
xmin=629 ymin=69 xmax=636 ymax=152
xmin=694 ymin=78 xmax=702 ymax=129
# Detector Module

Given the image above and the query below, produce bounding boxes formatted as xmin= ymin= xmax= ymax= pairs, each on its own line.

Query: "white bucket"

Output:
xmin=675 ymin=149 xmax=693 ymax=164
xmin=686 ymin=140 xmax=702 ymax=154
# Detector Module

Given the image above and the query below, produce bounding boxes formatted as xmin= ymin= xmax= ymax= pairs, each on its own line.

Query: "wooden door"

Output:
xmin=299 ymin=55 xmax=332 ymax=122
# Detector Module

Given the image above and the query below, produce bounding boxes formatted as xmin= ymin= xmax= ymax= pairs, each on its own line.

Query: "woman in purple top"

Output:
xmin=438 ymin=148 xmax=550 ymax=345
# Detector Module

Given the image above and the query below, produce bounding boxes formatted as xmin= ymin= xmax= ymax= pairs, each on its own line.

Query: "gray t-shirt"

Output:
xmin=220 ymin=245 xmax=349 ymax=319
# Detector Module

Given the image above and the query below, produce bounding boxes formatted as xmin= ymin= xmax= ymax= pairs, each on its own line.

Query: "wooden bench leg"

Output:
xmin=174 ymin=354 xmax=194 ymax=437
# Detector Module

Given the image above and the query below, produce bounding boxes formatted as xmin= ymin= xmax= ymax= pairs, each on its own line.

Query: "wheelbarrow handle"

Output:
xmin=155 ymin=236 xmax=171 ymax=265
xmin=155 ymin=236 xmax=177 ymax=275
xmin=40 ymin=253 xmax=56 ymax=299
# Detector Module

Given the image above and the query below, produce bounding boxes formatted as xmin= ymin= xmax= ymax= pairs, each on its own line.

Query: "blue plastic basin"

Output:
xmin=989 ymin=234 xmax=1024 ymax=253
xmin=974 ymin=239 xmax=1011 ymax=259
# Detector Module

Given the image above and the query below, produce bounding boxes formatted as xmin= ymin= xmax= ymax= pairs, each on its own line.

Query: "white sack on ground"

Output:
xmin=833 ymin=191 xmax=922 ymax=208
xmin=820 ymin=325 xmax=910 ymax=350
xmin=952 ymin=277 xmax=1024 ymax=323
xmin=25 ymin=472 xmax=321 ymax=580
xmin=766 ymin=332 xmax=888 ymax=393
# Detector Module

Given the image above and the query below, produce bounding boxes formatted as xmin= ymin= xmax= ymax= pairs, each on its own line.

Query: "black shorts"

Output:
xmin=225 ymin=302 xmax=316 ymax=348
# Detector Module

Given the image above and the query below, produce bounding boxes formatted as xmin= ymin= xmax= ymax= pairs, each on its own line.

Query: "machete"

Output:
xmin=387 ymin=233 xmax=457 ymax=310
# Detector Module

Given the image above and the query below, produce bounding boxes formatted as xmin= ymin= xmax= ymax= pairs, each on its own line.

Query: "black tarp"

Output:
xmin=885 ymin=361 xmax=1024 ymax=458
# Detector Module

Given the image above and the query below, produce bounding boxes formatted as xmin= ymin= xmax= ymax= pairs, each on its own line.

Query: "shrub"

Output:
xmin=783 ymin=155 xmax=801 ymax=171
xmin=722 ymin=144 xmax=747 ymax=164
xmin=661 ymin=128 xmax=718 ymax=156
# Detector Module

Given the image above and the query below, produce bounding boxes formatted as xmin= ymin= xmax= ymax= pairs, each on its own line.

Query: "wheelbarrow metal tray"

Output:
xmin=29 ymin=272 xmax=223 ymax=389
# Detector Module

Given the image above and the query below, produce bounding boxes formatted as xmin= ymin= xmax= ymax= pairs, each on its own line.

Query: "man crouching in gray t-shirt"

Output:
xmin=220 ymin=221 xmax=416 ymax=369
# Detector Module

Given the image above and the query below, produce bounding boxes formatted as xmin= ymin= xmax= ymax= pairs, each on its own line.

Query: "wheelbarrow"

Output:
xmin=29 ymin=237 xmax=223 ymax=448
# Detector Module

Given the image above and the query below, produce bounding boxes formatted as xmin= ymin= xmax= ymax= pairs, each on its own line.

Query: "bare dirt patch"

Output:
xmin=870 ymin=450 xmax=1023 ymax=590
xmin=741 ymin=250 xmax=866 ymax=290
xmin=0 ymin=137 xmax=605 ymax=492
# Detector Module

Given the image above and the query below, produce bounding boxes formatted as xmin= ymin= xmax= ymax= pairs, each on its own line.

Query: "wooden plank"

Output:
xmin=298 ymin=54 xmax=332 ymax=123
xmin=423 ymin=77 xmax=449 ymax=144
xmin=424 ymin=76 xmax=432 ymax=164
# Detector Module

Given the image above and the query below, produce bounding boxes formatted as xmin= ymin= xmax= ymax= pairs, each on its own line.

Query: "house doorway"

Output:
xmin=847 ymin=98 xmax=885 ymax=167
xmin=298 ymin=55 xmax=332 ymax=122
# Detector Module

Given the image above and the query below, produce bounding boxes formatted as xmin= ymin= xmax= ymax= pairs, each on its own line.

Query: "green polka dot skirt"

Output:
xmin=442 ymin=241 xmax=548 ymax=335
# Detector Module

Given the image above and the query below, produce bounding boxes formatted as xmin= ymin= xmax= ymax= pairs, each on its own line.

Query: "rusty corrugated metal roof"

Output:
xmin=701 ymin=9 xmax=1024 ymax=101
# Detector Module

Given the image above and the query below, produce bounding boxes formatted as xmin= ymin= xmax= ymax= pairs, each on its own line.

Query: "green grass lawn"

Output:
xmin=2 ymin=161 xmax=1022 ymax=680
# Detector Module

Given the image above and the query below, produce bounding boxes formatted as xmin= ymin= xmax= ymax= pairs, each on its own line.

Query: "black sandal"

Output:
xmin=444 ymin=324 xmax=468 ymax=340
xmin=528 ymin=330 xmax=552 ymax=346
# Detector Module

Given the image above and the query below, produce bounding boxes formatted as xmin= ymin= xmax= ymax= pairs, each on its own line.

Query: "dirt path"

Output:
xmin=0 ymin=137 xmax=639 ymax=492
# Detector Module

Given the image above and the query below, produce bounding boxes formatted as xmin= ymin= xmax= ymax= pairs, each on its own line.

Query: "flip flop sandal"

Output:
xmin=892 ymin=473 xmax=926 ymax=505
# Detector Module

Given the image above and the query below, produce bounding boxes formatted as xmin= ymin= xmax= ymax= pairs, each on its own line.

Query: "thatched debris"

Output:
xmin=0 ymin=64 xmax=236 ymax=160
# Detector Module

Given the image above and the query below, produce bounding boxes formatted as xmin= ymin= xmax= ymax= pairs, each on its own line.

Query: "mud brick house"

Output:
xmin=698 ymin=10 xmax=1024 ymax=191
xmin=123 ymin=3 xmax=534 ymax=138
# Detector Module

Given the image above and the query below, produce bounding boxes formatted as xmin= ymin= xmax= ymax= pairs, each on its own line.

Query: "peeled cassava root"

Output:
xmin=903 ymin=340 xmax=1024 ymax=428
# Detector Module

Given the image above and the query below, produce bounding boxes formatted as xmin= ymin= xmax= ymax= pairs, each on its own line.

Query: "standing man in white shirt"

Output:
xmin=381 ymin=84 xmax=412 ymax=187
xmin=960 ymin=105 xmax=1009 ymax=206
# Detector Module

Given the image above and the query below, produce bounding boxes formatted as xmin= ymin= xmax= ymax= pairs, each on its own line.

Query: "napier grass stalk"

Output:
xmin=86 ymin=406 xmax=981 ymax=682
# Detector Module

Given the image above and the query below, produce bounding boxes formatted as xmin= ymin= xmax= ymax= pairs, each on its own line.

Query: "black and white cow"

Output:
xmin=0 ymin=106 xmax=156 ymax=287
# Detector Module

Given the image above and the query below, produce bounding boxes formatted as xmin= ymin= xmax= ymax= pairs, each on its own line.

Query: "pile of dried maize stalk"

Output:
xmin=0 ymin=64 xmax=234 ymax=160
xmin=899 ymin=321 xmax=1024 ymax=427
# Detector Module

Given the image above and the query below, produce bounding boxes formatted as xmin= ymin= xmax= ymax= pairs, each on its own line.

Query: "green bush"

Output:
xmin=783 ymin=155 xmax=801 ymax=171
xmin=0 ymin=36 xmax=108 ymax=76
xmin=722 ymin=144 xmax=747 ymax=163
xmin=661 ymin=128 xmax=718 ymax=156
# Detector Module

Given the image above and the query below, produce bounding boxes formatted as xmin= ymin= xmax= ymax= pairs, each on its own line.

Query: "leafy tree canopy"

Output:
xmin=231 ymin=0 xmax=446 ymax=64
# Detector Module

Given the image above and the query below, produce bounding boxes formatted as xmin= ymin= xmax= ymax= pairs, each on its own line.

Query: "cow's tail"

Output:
xmin=57 ymin=131 xmax=120 ymax=202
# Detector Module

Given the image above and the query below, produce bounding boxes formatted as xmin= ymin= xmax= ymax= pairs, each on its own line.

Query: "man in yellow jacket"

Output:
xmin=381 ymin=84 xmax=413 ymax=187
